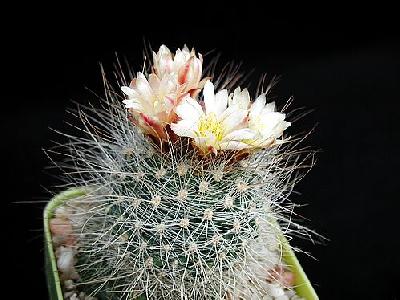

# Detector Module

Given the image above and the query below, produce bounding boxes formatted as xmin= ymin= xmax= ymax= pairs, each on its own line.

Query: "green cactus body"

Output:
xmin=46 ymin=44 xmax=319 ymax=300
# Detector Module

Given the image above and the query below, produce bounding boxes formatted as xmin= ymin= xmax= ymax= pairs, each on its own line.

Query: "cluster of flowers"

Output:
xmin=122 ymin=45 xmax=290 ymax=154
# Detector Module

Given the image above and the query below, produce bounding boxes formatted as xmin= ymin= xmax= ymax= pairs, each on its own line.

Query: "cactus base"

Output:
xmin=44 ymin=189 xmax=318 ymax=300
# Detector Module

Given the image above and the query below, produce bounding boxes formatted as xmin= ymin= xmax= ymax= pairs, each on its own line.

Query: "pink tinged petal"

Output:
xmin=165 ymin=96 xmax=175 ymax=106
xmin=223 ymin=128 xmax=256 ymax=142
xmin=249 ymin=94 xmax=266 ymax=119
xmin=179 ymin=56 xmax=203 ymax=91
xmin=141 ymin=113 xmax=159 ymax=127
xmin=128 ymin=78 xmax=137 ymax=89
xmin=140 ymin=113 xmax=166 ymax=140
xmin=135 ymin=73 xmax=154 ymax=101
xmin=193 ymin=57 xmax=202 ymax=82
xmin=188 ymin=56 xmax=203 ymax=92
xmin=153 ymin=45 xmax=173 ymax=75
xmin=170 ymin=120 xmax=197 ymax=138
xmin=174 ymin=48 xmax=190 ymax=71
xmin=148 ymin=73 xmax=161 ymax=91
xmin=190 ymin=57 xmax=202 ymax=84
xmin=159 ymin=74 xmax=177 ymax=99
xmin=214 ymin=89 xmax=228 ymax=116
xmin=178 ymin=57 xmax=192 ymax=85
xmin=175 ymin=96 xmax=203 ymax=120
xmin=203 ymin=80 xmax=216 ymax=114
xmin=219 ymin=141 xmax=251 ymax=150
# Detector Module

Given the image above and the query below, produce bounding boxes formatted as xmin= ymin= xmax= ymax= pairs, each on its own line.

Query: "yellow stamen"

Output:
xmin=198 ymin=113 xmax=224 ymax=141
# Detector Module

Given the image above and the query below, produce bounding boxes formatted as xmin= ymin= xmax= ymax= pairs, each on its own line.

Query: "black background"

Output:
xmin=2 ymin=4 xmax=399 ymax=300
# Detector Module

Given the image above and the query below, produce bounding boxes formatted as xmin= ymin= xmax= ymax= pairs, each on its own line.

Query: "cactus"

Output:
xmin=47 ymin=45 xmax=318 ymax=299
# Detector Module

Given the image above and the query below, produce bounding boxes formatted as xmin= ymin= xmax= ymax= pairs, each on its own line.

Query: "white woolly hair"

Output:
xmin=46 ymin=50 xmax=320 ymax=300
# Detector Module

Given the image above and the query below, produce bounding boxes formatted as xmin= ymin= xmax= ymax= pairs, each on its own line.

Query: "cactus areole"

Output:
xmin=44 ymin=45 xmax=320 ymax=299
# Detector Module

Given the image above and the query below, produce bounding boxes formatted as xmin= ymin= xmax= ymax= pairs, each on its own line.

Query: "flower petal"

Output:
xmin=250 ymin=136 xmax=275 ymax=148
xmin=121 ymin=86 xmax=137 ymax=97
xmin=249 ymin=94 xmax=266 ymax=119
xmin=174 ymin=47 xmax=191 ymax=71
xmin=148 ymin=73 xmax=161 ymax=91
xmin=258 ymin=112 xmax=290 ymax=139
xmin=230 ymin=87 xmax=250 ymax=109
xmin=271 ymin=120 xmax=291 ymax=138
xmin=175 ymin=95 xmax=203 ymax=120
xmin=264 ymin=101 xmax=276 ymax=113
xmin=153 ymin=45 xmax=173 ymax=76
xmin=214 ymin=89 xmax=228 ymax=116
xmin=203 ymin=80 xmax=216 ymax=114
xmin=220 ymin=141 xmax=251 ymax=150
xmin=123 ymin=99 xmax=142 ymax=110
xmin=134 ymin=73 xmax=154 ymax=101
xmin=220 ymin=107 xmax=247 ymax=132
xmin=170 ymin=120 xmax=198 ymax=138
xmin=194 ymin=135 xmax=217 ymax=150
xmin=223 ymin=128 xmax=256 ymax=142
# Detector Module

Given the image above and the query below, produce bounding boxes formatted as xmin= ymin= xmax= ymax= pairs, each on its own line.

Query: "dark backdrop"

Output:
xmin=2 ymin=5 xmax=399 ymax=300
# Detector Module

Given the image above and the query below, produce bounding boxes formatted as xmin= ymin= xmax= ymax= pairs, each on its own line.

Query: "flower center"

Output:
xmin=152 ymin=97 xmax=166 ymax=112
xmin=198 ymin=113 xmax=224 ymax=140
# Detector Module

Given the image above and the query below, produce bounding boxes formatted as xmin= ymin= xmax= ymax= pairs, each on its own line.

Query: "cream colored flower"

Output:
xmin=247 ymin=94 xmax=291 ymax=147
xmin=152 ymin=44 xmax=204 ymax=96
xmin=121 ymin=72 xmax=177 ymax=140
xmin=121 ymin=45 xmax=205 ymax=140
xmin=171 ymin=81 xmax=255 ymax=154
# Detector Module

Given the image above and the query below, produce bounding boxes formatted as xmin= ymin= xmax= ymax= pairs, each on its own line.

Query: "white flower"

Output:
xmin=152 ymin=44 xmax=204 ymax=96
xmin=121 ymin=45 xmax=205 ymax=140
xmin=247 ymin=94 xmax=291 ymax=147
xmin=171 ymin=80 xmax=255 ymax=154
xmin=121 ymin=72 xmax=177 ymax=140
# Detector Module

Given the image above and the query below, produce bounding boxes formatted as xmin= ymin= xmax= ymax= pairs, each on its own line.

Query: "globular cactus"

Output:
xmin=49 ymin=44 xmax=317 ymax=300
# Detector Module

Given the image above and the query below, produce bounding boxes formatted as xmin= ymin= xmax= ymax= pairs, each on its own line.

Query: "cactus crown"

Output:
xmin=49 ymin=44 xmax=317 ymax=299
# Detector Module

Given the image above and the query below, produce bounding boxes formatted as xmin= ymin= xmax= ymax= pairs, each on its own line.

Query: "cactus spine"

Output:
xmin=48 ymin=45 xmax=317 ymax=300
